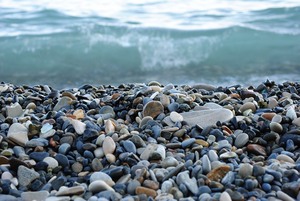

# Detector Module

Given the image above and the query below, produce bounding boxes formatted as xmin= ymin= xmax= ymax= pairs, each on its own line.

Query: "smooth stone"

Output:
xmin=202 ymin=155 xmax=211 ymax=174
xmin=94 ymin=147 xmax=105 ymax=158
xmin=182 ymin=138 xmax=196 ymax=148
xmin=0 ymin=84 xmax=8 ymax=92
xmin=29 ymin=152 xmax=49 ymax=162
xmin=181 ymin=108 xmax=233 ymax=127
xmin=1 ymin=171 xmax=13 ymax=180
xmin=170 ymin=111 xmax=183 ymax=122
xmin=53 ymin=96 xmax=73 ymax=111
xmin=135 ymin=186 xmax=157 ymax=198
xmin=247 ymin=144 xmax=267 ymax=156
xmin=70 ymin=119 xmax=86 ymax=135
xmin=99 ymin=106 xmax=115 ymax=118
xmin=270 ymin=122 xmax=283 ymax=133
xmin=90 ymin=172 xmax=115 ymax=186
xmin=7 ymin=123 xmax=29 ymax=146
xmin=139 ymin=116 xmax=153 ymax=128
xmin=103 ymin=136 xmax=116 ymax=155
xmin=127 ymin=179 xmax=141 ymax=195
xmin=43 ymin=157 xmax=59 ymax=169
xmin=193 ymin=83 xmax=216 ymax=91
xmin=123 ymin=140 xmax=136 ymax=154
xmin=268 ymin=97 xmax=278 ymax=108
xmin=176 ymin=171 xmax=198 ymax=195
xmin=45 ymin=197 xmax=71 ymax=201
xmin=220 ymin=152 xmax=237 ymax=159
xmin=143 ymin=101 xmax=164 ymax=118
xmin=26 ymin=138 xmax=49 ymax=147
xmin=221 ymin=171 xmax=235 ymax=185
xmin=272 ymin=114 xmax=282 ymax=123
xmin=55 ymin=154 xmax=69 ymax=168
xmin=234 ymin=133 xmax=249 ymax=148
xmin=161 ymin=180 xmax=173 ymax=193
xmin=58 ymin=143 xmax=71 ymax=154
xmin=276 ymin=154 xmax=295 ymax=163
xmin=219 ymin=191 xmax=232 ymax=201
xmin=56 ymin=186 xmax=85 ymax=196
xmin=286 ymin=105 xmax=297 ymax=120
xmin=41 ymin=123 xmax=53 ymax=134
xmin=292 ymin=117 xmax=300 ymax=126
xmin=89 ymin=180 xmax=115 ymax=193
xmin=238 ymin=163 xmax=253 ymax=178
xmin=73 ymin=109 xmax=85 ymax=119
xmin=18 ymin=165 xmax=40 ymax=187
xmin=105 ymin=119 xmax=115 ymax=134
xmin=0 ymin=194 xmax=19 ymax=201
xmin=277 ymin=191 xmax=295 ymax=201
xmin=208 ymin=150 xmax=218 ymax=162
xmin=6 ymin=102 xmax=23 ymax=118
xmin=21 ymin=191 xmax=49 ymax=201
xmin=161 ymin=156 xmax=179 ymax=168
xmin=240 ymin=102 xmax=256 ymax=113
xmin=207 ymin=165 xmax=230 ymax=182
xmin=72 ymin=162 xmax=83 ymax=173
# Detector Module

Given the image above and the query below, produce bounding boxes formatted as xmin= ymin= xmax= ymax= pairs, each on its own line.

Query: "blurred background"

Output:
xmin=0 ymin=0 xmax=300 ymax=89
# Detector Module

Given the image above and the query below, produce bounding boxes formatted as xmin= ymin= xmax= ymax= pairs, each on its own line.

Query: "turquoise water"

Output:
xmin=0 ymin=0 xmax=300 ymax=88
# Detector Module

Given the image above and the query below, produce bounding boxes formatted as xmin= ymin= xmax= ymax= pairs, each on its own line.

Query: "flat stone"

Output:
xmin=220 ymin=152 xmax=238 ymax=159
xmin=105 ymin=119 xmax=115 ymax=134
xmin=207 ymin=165 xmax=230 ymax=182
xmin=170 ymin=111 xmax=183 ymax=122
xmin=239 ymin=102 xmax=256 ymax=113
xmin=70 ymin=119 xmax=86 ymax=135
xmin=176 ymin=171 xmax=198 ymax=195
xmin=143 ymin=101 xmax=164 ymax=118
xmin=202 ymin=155 xmax=211 ymax=174
xmin=277 ymin=191 xmax=295 ymax=201
xmin=286 ymin=105 xmax=297 ymax=120
xmin=135 ymin=186 xmax=157 ymax=198
xmin=270 ymin=122 xmax=283 ymax=133
xmin=103 ymin=136 xmax=116 ymax=155
xmin=0 ymin=195 xmax=19 ymax=201
xmin=43 ymin=157 xmax=59 ymax=169
xmin=7 ymin=123 xmax=28 ymax=146
xmin=26 ymin=138 xmax=49 ymax=147
xmin=53 ymin=96 xmax=73 ymax=111
xmin=56 ymin=186 xmax=85 ymax=196
xmin=6 ymin=102 xmax=23 ymax=118
xmin=45 ymin=197 xmax=71 ymax=201
xmin=181 ymin=108 xmax=233 ymax=127
xmin=220 ymin=191 xmax=232 ymax=201
xmin=292 ymin=117 xmax=300 ymax=126
xmin=18 ymin=165 xmax=40 ymax=187
xmin=89 ymin=180 xmax=115 ymax=193
xmin=90 ymin=172 xmax=115 ymax=186
xmin=21 ymin=191 xmax=49 ymax=201
xmin=276 ymin=154 xmax=295 ymax=163
xmin=161 ymin=156 xmax=179 ymax=168
xmin=247 ymin=144 xmax=267 ymax=156
xmin=234 ymin=133 xmax=249 ymax=148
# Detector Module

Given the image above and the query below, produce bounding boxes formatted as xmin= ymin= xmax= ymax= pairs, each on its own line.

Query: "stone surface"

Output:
xmin=103 ymin=136 xmax=116 ymax=155
xmin=90 ymin=172 xmax=115 ymax=186
xmin=6 ymin=102 xmax=23 ymax=118
xmin=21 ymin=191 xmax=49 ymax=201
xmin=56 ymin=186 xmax=85 ymax=196
xmin=7 ymin=123 xmax=28 ymax=146
xmin=234 ymin=133 xmax=249 ymax=148
xmin=89 ymin=180 xmax=115 ymax=193
xmin=181 ymin=108 xmax=233 ymax=127
xmin=170 ymin=111 xmax=183 ymax=122
xmin=18 ymin=165 xmax=40 ymax=187
xmin=143 ymin=101 xmax=164 ymax=118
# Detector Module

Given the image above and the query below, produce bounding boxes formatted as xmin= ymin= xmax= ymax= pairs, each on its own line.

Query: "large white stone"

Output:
xmin=7 ymin=123 xmax=28 ymax=146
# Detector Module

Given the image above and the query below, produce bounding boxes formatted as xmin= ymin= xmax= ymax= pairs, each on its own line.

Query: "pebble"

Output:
xmin=6 ymin=102 xmax=23 ymax=118
xmin=102 ymin=136 xmax=116 ymax=155
xmin=234 ymin=133 xmax=249 ymax=148
xmin=88 ymin=180 xmax=115 ymax=193
xmin=170 ymin=111 xmax=183 ymax=122
xmin=143 ymin=101 xmax=164 ymax=118
xmin=181 ymin=108 xmax=233 ymax=127
xmin=21 ymin=191 xmax=50 ymax=201
xmin=0 ymin=81 xmax=299 ymax=200
xmin=18 ymin=165 xmax=40 ymax=187
xmin=7 ymin=123 xmax=29 ymax=146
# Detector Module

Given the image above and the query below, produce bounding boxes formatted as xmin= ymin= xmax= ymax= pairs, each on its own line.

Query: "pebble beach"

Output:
xmin=0 ymin=80 xmax=300 ymax=201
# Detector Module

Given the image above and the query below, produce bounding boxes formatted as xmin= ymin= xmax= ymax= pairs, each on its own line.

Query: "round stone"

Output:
xmin=220 ymin=191 xmax=232 ymax=201
xmin=269 ymin=122 xmax=283 ymax=133
xmin=90 ymin=172 xmax=115 ymax=186
xmin=238 ymin=163 xmax=253 ymax=178
xmin=239 ymin=102 xmax=256 ymax=113
xmin=43 ymin=157 xmax=59 ymax=169
xmin=234 ymin=133 xmax=249 ymax=148
xmin=143 ymin=101 xmax=164 ymax=118
xmin=89 ymin=180 xmax=115 ymax=193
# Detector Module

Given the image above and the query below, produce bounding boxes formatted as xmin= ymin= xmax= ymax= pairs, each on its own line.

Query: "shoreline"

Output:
xmin=0 ymin=80 xmax=299 ymax=201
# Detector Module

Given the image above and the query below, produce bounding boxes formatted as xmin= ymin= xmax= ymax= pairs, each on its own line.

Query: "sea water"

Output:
xmin=0 ymin=0 xmax=300 ymax=88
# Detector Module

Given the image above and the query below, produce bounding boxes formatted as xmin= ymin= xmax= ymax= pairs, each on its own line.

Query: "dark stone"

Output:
xmin=122 ymin=140 xmax=137 ymax=154
xmin=34 ymin=161 xmax=49 ymax=171
xmin=55 ymin=154 xmax=70 ymax=168
xmin=30 ymin=179 xmax=43 ymax=191
xmin=51 ymin=176 xmax=67 ymax=191
xmin=29 ymin=152 xmax=49 ymax=162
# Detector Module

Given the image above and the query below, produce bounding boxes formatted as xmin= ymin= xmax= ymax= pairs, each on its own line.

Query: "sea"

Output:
xmin=0 ymin=0 xmax=300 ymax=89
